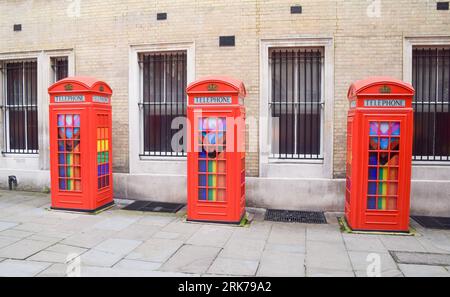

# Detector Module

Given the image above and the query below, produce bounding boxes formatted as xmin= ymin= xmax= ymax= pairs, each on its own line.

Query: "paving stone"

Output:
xmin=0 ymin=259 xmax=51 ymax=277
xmin=416 ymin=231 xmax=450 ymax=254
xmin=342 ymin=234 xmax=387 ymax=252
xmin=0 ymin=221 xmax=18 ymax=232
xmin=153 ymin=231 xmax=185 ymax=240
xmin=348 ymin=251 xmax=398 ymax=272
xmin=0 ymin=239 xmax=54 ymax=260
xmin=207 ymin=257 xmax=259 ymax=276
xmin=220 ymin=238 xmax=266 ymax=261
xmin=306 ymin=241 xmax=353 ymax=271
xmin=80 ymin=266 xmax=198 ymax=277
xmin=306 ymin=267 xmax=355 ymax=277
xmin=306 ymin=224 xmax=343 ymax=243
xmin=264 ymin=243 xmax=305 ymax=254
xmin=93 ymin=216 xmax=138 ymax=232
xmin=267 ymin=223 xmax=306 ymax=245
xmin=36 ymin=263 xmax=68 ymax=277
xmin=187 ymin=225 xmax=234 ymax=248
xmin=0 ymin=235 xmax=21 ymax=249
xmin=355 ymin=269 xmax=404 ymax=277
xmin=0 ymin=229 xmax=34 ymax=239
xmin=61 ymin=229 xmax=116 ymax=249
xmin=379 ymin=236 xmax=427 ymax=252
xmin=391 ymin=251 xmax=450 ymax=266
xmin=27 ymin=234 xmax=62 ymax=244
xmin=137 ymin=215 xmax=176 ymax=227
xmin=80 ymin=249 xmax=124 ymax=267
xmin=94 ymin=238 xmax=142 ymax=255
xmin=29 ymin=244 xmax=87 ymax=263
xmin=257 ymin=251 xmax=305 ymax=277
xmin=114 ymin=223 xmax=159 ymax=241
xmin=126 ymin=238 xmax=183 ymax=263
xmin=161 ymin=245 xmax=221 ymax=274
xmin=113 ymin=259 xmax=161 ymax=271
xmin=230 ymin=222 xmax=272 ymax=241
xmin=398 ymin=264 xmax=450 ymax=277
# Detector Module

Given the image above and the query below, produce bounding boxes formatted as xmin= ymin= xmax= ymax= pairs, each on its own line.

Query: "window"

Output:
xmin=412 ymin=47 xmax=450 ymax=161
xmin=139 ymin=51 xmax=187 ymax=157
xmin=51 ymin=57 xmax=68 ymax=82
xmin=269 ymin=48 xmax=323 ymax=159
xmin=1 ymin=60 xmax=38 ymax=154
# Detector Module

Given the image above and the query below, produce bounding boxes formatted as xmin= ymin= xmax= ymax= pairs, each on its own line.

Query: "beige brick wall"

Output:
xmin=1 ymin=0 xmax=449 ymax=177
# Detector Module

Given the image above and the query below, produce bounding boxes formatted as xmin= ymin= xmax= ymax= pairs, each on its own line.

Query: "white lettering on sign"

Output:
xmin=194 ymin=96 xmax=232 ymax=104
xmin=364 ymin=99 xmax=406 ymax=107
xmin=93 ymin=96 xmax=109 ymax=103
xmin=55 ymin=95 xmax=85 ymax=103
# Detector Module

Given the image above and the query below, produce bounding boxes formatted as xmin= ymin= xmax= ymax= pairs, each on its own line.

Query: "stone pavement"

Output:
xmin=0 ymin=190 xmax=449 ymax=277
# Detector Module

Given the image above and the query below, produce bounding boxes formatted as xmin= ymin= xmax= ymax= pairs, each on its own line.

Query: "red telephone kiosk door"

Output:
xmin=186 ymin=77 xmax=246 ymax=223
xmin=345 ymin=77 xmax=414 ymax=232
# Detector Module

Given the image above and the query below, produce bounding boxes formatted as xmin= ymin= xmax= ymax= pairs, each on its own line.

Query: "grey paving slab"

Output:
xmin=114 ymin=223 xmax=160 ymax=241
xmin=93 ymin=238 xmax=142 ymax=255
xmin=0 ymin=221 xmax=18 ymax=232
xmin=113 ymin=259 xmax=161 ymax=271
xmin=342 ymin=234 xmax=387 ymax=252
xmin=306 ymin=224 xmax=343 ymax=243
xmin=161 ymin=245 xmax=221 ymax=274
xmin=93 ymin=216 xmax=138 ymax=232
xmin=80 ymin=266 xmax=199 ymax=277
xmin=415 ymin=231 xmax=450 ymax=254
xmin=230 ymin=222 xmax=272 ymax=241
xmin=187 ymin=225 xmax=234 ymax=248
xmin=391 ymin=251 xmax=450 ymax=266
xmin=80 ymin=249 xmax=124 ymax=267
xmin=12 ymin=222 xmax=49 ymax=233
xmin=126 ymin=238 xmax=184 ymax=263
xmin=61 ymin=229 xmax=116 ymax=249
xmin=0 ymin=259 xmax=52 ymax=277
xmin=257 ymin=251 xmax=305 ymax=277
xmin=348 ymin=251 xmax=398 ymax=272
xmin=379 ymin=236 xmax=427 ymax=252
xmin=0 ymin=239 xmax=54 ymax=260
xmin=267 ymin=223 xmax=306 ymax=245
xmin=398 ymin=264 xmax=450 ymax=277
xmin=306 ymin=241 xmax=353 ymax=271
xmin=355 ymin=269 xmax=404 ymax=277
xmin=36 ymin=263 xmax=68 ymax=277
xmin=137 ymin=214 xmax=176 ymax=227
xmin=0 ymin=235 xmax=21 ymax=249
xmin=0 ymin=229 xmax=34 ymax=239
xmin=29 ymin=244 xmax=87 ymax=263
xmin=208 ymin=257 xmax=259 ymax=276
xmin=27 ymin=234 xmax=62 ymax=245
xmin=306 ymin=267 xmax=355 ymax=277
xmin=220 ymin=238 xmax=266 ymax=261
xmin=264 ymin=243 xmax=306 ymax=254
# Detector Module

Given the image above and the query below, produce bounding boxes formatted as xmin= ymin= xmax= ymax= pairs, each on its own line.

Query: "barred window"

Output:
xmin=269 ymin=48 xmax=323 ymax=159
xmin=1 ymin=60 xmax=38 ymax=154
xmin=412 ymin=47 xmax=450 ymax=161
xmin=139 ymin=51 xmax=187 ymax=157
xmin=51 ymin=57 xmax=68 ymax=82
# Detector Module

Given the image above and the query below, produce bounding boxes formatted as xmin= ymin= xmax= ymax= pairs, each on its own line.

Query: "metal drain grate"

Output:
xmin=123 ymin=201 xmax=185 ymax=213
xmin=390 ymin=251 xmax=450 ymax=266
xmin=265 ymin=209 xmax=327 ymax=224
xmin=412 ymin=216 xmax=450 ymax=230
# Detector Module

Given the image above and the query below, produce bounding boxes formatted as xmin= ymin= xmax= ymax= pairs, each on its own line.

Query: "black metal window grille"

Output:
xmin=51 ymin=57 xmax=68 ymax=82
xmin=412 ymin=47 xmax=450 ymax=161
xmin=1 ymin=60 xmax=38 ymax=154
xmin=269 ymin=48 xmax=324 ymax=160
xmin=139 ymin=51 xmax=187 ymax=157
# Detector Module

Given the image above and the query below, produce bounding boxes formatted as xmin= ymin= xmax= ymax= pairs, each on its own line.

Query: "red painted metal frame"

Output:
xmin=187 ymin=77 xmax=246 ymax=223
xmin=345 ymin=77 xmax=414 ymax=232
xmin=48 ymin=76 xmax=113 ymax=212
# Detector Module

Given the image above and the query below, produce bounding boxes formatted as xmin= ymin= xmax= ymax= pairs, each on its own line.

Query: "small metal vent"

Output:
xmin=157 ymin=13 xmax=167 ymax=20
xmin=123 ymin=201 xmax=184 ymax=213
xmin=437 ymin=2 xmax=449 ymax=10
xmin=265 ymin=209 xmax=327 ymax=224
xmin=13 ymin=24 xmax=22 ymax=31
xmin=412 ymin=216 xmax=450 ymax=230
xmin=219 ymin=36 xmax=235 ymax=47
xmin=290 ymin=6 xmax=302 ymax=14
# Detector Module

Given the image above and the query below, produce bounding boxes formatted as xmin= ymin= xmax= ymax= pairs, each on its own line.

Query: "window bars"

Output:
xmin=138 ymin=51 xmax=187 ymax=157
xmin=1 ymin=60 xmax=38 ymax=154
xmin=51 ymin=57 xmax=68 ymax=82
xmin=269 ymin=48 xmax=324 ymax=160
xmin=412 ymin=47 xmax=450 ymax=161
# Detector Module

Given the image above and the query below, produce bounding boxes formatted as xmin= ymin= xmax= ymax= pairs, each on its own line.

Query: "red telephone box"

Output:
xmin=186 ymin=76 xmax=246 ymax=223
xmin=48 ymin=76 xmax=113 ymax=212
xmin=345 ymin=77 xmax=414 ymax=232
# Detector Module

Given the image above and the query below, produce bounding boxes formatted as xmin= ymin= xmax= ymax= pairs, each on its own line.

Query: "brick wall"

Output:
xmin=0 ymin=0 xmax=449 ymax=177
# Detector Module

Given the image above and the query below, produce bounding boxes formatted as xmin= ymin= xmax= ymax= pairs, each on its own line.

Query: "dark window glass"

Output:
xmin=51 ymin=57 xmax=68 ymax=82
